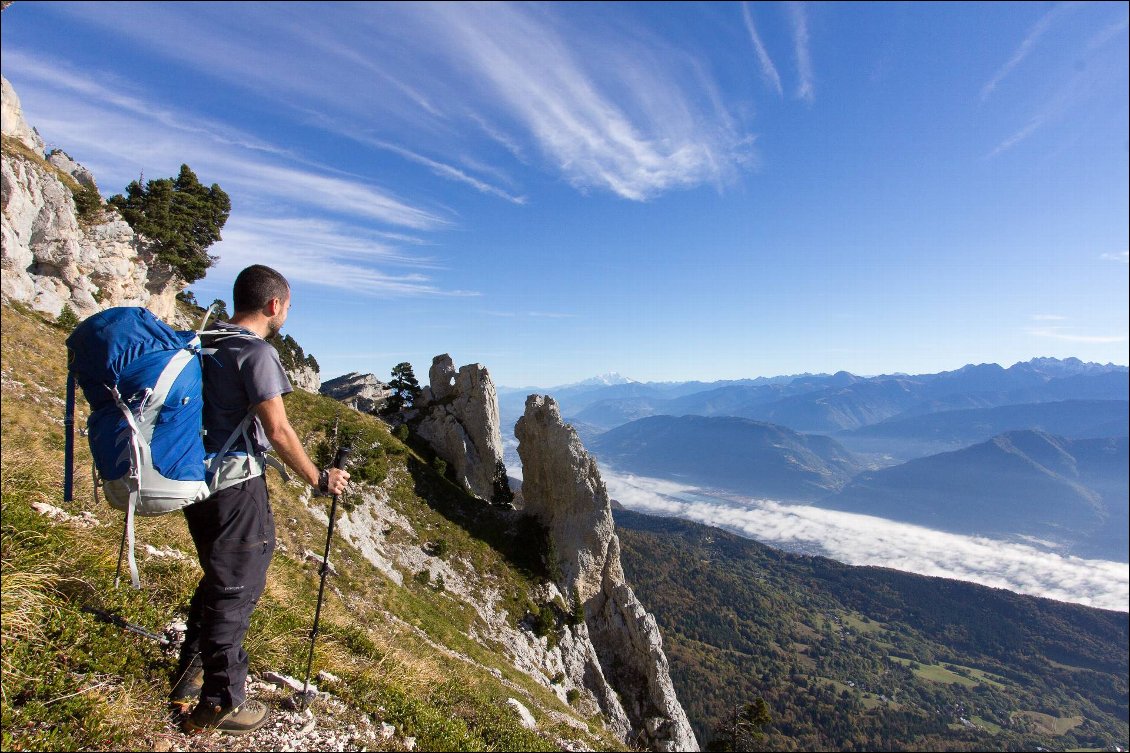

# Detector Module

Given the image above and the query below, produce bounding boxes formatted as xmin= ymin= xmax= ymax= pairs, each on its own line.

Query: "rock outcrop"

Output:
xmin=287 ymin=364 xmax=320 ymax=394
xmin=1 ymin=74 xmax=179 ymax=320
xmin=515 ymin=395 xmax=699 ymax=752
xmin=46 ymin=150 xmax=97 ymax=191
xmin=416 ymin=354 xmax=506 ymax=501
xmin=321 ymin=372 xmax=392 ymax=414
xmin=2 ymin=75 xmax=44 ymax=155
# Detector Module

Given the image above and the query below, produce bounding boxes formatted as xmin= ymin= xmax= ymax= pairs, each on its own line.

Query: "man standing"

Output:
xmin=170 ymin=265 xmax=349 ymax=734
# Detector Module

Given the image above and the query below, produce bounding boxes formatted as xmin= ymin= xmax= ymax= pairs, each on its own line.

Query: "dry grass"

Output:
xmin=0 ymin=540 xmax=64 ymax=644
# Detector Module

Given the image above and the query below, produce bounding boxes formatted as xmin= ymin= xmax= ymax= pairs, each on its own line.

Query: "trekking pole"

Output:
xmin=298 ymin=445 xmax=351 ymax=709
xmin=81 ymin=605 xmax=171 ymax=645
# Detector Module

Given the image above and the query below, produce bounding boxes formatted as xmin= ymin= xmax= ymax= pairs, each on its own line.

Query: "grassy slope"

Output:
xmin=0 ymin=302 xmax=622 ymax=752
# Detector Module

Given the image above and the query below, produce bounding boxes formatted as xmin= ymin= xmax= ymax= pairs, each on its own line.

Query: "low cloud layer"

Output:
xmin=601 ymin=467 xmax=1129 ymax=612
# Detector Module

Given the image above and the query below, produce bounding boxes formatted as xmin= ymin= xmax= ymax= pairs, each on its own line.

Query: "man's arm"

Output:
xmin=255 ymin=395 xmax=349 ymax=494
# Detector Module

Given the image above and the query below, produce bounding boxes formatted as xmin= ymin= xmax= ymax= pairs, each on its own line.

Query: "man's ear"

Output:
xmin=265 ymin=297 xmax=282 ymax=317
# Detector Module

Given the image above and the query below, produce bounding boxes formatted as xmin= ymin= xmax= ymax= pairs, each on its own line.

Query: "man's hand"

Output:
xmin=256 ymin=395 xmax=350 ymax=494
xmin=320 ymin=467 xmax=350 ymax=496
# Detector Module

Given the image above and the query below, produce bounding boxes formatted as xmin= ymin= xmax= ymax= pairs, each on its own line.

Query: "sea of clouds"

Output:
xmin=599 ymin=467 xmax=1129 ymax=613
xmin=501 ymin=435 xmax=1128 ymax=612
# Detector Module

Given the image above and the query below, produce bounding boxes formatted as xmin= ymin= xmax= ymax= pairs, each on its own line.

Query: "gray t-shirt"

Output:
xmin=202 ymin=322 xmax=293 ymax=455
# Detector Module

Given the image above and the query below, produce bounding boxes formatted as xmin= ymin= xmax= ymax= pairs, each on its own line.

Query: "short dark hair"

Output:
xmin=232 ymin=265 xmax=290 ymax=313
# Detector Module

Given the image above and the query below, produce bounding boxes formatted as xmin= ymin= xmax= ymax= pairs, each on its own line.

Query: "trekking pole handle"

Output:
xmin=332 ymin=446 xmax=352 ymax=471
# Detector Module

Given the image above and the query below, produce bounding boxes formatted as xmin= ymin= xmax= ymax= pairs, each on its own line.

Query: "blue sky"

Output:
xmin=3 ymin=1 xmax=1127 ymax=387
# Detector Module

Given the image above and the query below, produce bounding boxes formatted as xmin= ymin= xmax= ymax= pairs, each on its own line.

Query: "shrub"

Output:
xmin=432 ymin=456 xmax=448 ymax=477
xmin=72 ymin=185 xmax=104 ymax=224
xmin=55 ymin=305 xmax=79 ymax=332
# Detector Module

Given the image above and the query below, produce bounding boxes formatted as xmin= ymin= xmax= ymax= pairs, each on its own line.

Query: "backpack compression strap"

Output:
xmin=110 ymin=384 xmax=146 ymax=590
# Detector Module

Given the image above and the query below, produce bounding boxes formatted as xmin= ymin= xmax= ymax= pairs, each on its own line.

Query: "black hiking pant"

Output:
xmin=179 ymin=476 xmax=275 ymax=708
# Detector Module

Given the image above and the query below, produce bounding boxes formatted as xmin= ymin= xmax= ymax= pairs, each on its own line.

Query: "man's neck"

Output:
xmin=228 ymin=313 xmax=269 ymax=339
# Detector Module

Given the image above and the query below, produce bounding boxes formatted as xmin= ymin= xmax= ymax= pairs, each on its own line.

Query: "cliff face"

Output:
xmin=321 ymin=372 xmax=392 ymax=414
xmin=416 ymin=354 xmax=506 ymax=501
xmin=516 ymin=394 xmax=699 ymax=752
xmin=1 ymin=75 xmax=179 ymax=320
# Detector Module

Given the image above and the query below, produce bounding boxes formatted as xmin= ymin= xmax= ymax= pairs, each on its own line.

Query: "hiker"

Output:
xmin=171 ymin=264 xmax=349 ymax=735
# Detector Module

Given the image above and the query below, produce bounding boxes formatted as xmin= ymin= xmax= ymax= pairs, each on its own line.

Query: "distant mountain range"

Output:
xmin=837 ymin=399 xmax=1128 ymax=463
xmin=590 ymin=415 xmax=862 ymax=501
xmin=503 ymin=358 xmax=1128 ymax=562
xmin=825 ymin=431 xmax=1128 ymax=561
xmin=500 ymin=358 xmax=1127 ymax=438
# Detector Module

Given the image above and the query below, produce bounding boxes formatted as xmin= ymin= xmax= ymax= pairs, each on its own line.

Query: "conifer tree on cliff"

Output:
xmin=108 ymin=164 xmax=230 ymax=284
xmin=386 ymin=362 xmax=422 ymax=413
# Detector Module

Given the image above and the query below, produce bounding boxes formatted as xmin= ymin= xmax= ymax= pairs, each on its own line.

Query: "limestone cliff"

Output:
xmin=416 ymin=354 xmax=506 ymax=501
xmin=1 ymin=75 xmax=179 ymax=320
xmin=515 ymin=395 xmax=699 ymax=752
xmin=321 ymin=372 xmax=393 ymax=414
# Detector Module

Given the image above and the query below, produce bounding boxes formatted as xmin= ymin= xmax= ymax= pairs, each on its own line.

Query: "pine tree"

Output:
xmin=108 ymin=164 xmax=230 ymax=284
xmin=386 ymin=362 xmax=421 ymax=412
xmin=491 ymin=460 xmax=514 ymax=506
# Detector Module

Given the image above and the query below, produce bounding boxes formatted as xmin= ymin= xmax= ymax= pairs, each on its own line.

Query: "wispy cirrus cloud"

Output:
xmin=418 ymin=3 xmax=755 ymax=200
xmin=741 ymin=2 xmax=783 ymax=96
xmin=601 ymin=469 xmax=1128 ymax=611
xmin=1027 ymin=328 xmax=1128 ymax=344
xmin=981 ymin=3 xmax=1077 ymax=101
xmin=214 ymin=217 xmax=477 ymax=298
xmin=3 ymin=51 xmax=470 ymax=296
xmin=2 ymin=48 xmax=288 ymax=158
xmin=345 ymin=135 xmax=527 ymax=205
xmin=786 ymin=2 xmax=815 ymax=104
xmin=44 ymin=1 xmax=757 ymax=203
xmin=1087 ymin=15 xmax=1129 ymax=50
xmin=987 ymin=115 xmax=1047 ymax=158
xmin=1100 ymin=251 xmax=1130 ymax=264
xmin=7 ymin=53 xmax=446 ymax=231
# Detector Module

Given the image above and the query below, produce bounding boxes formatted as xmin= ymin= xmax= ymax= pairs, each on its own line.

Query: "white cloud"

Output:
xmin=1031 ymin=314 xmax=1067 ymax=321
xmin=1087 ymin=16 xmax=1129 ymax=50
xmin=347 ymin=136 xmax=527 ymax=205
xmin=422 ymin=3 xmax=754 ymax=200
xmin=212 ymin=216 xmax=476 ymax=298
xmin=741 ymin=3 xmax=784 ymax=96
xmin=42 ymin=2 xmax=756 ymax=203
xmin=1026 ymin=325 xmax=1129 ymax=344
xmin=601 ymin=467 xmax=1129 ymax=612
xmin=7 ymin=57 xmax=446 ymax=232
xmin=2 ymin=49 xmax=289 ymax=158
xmin=1100 ymin=251 xmax=1130 ymax=264
xmin=987 ymin=115 xmax=1047 ymax=158
xmin=2 ymin=52 xmax=482 ymax=299
xmin=786 ymin=2 xmax=816 ymax=104
xmin=980 ymin=3 xmax=1074 ymax=102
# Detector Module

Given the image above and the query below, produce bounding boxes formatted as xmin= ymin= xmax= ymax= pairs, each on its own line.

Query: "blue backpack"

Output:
xmin=63 ymin=307 xmax=282 ymax=588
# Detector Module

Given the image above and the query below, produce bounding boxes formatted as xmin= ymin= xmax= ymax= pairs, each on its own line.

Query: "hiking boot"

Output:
xmin=168 ymin=657 xmax=203 ymax=711
xmin=184 ymin=699 xmax=269 ymax=735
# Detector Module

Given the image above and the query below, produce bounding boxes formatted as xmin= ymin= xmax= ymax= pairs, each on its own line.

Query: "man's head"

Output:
xmin=233 ymin=265 xmax=291 ymax=337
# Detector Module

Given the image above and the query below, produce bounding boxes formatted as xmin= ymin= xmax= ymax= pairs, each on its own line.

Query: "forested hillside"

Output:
xmin=615 ymin=510 xmax=1129 ymax=751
